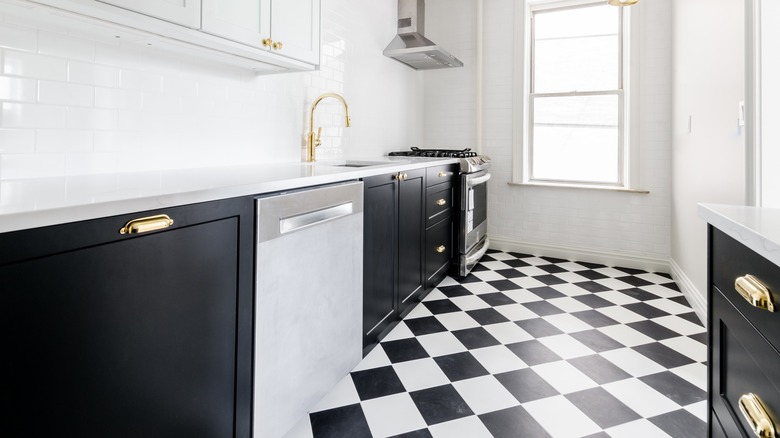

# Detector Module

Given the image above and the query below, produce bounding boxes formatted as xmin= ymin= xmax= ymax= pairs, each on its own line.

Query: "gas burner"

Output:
xmin=388 ymin=147 xmax=479 ymax=158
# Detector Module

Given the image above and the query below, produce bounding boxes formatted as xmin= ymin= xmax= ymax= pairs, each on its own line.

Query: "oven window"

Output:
xmin=471 ymin=182 xmax=487 ymax=230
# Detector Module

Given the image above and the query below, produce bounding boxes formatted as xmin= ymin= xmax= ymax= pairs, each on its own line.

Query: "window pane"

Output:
xmin=531 ymin=95 xmax=619 ymax=184
xmin=533 ymin=4 xmax=619 ymax=93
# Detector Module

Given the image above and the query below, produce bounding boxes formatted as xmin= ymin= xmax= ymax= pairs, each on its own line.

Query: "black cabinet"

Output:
xmin=708 ymin=226 xmax=780 ymax=438
xmin=0 ymin=197 xmax=254 ymax=438
xmin=363 ymin=169 xmax=425 ymax=352
xmin=362 ymin=165 xmax=456 ymax=354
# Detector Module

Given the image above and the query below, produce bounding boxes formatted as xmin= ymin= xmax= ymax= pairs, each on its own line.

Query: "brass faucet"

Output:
xmin=306 ymin=93 xmax=351 ymax=162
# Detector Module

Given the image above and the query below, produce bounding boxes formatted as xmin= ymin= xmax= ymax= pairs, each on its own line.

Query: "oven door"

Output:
xmin=460 ymin=169 xmax=490 ymax=254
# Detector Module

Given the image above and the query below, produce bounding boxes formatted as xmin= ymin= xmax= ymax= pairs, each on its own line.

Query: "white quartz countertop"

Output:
xmin=699 ymin=203 xmax=780 ymax=268
xmin=0 ymin=157 xmax=458 ymax=233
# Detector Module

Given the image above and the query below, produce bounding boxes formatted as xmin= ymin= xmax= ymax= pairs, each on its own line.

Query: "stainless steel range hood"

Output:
xmin=383 ymin=0 xmax=464 ymax=70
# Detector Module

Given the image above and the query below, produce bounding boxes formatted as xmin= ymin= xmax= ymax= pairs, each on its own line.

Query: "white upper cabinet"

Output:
xmin=201 ymin=0 xmax=320 ymax=65
xmin=97 ymin=0 xmax=202 ymax=28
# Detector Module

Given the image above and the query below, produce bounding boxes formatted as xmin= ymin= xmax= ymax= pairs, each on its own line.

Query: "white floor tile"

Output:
xmin=517 ymin=266 xmax=549 ymax=277
xmin=488 ymin=252 xmax=516 ymax=261
xmin=362 ymin=393 xmax=427 ymax=437
xmin=651 ymin=315 xmax=704 ymax=336
xmin=546 ymin=296 xmax=592 ymax=313
xmin=406 ymin=303 xmax=434 ymax=318
xmin=449 ymin=295 xmax=491 ymax=311
xmin=604 ymin=418 xmax=672 ymax=438
xmin=555 ymin=271 xmax=592 ymax=284
xmin=597 ymin=306 xmax=647 ymax=324
xmin=558 ymin=262 xmax=589 ymax=272
xmin=531 ymin=361 xmax=598 ymax=394
xmin=393 ymin=358 xmax=451 ymax=392
xmin=352 ymin=344 xmax=391 ymax=371
xmin=428 ymin=415 xmax=493 ymax=438
xmin=479 ymin=260 xmax=512 ymax=271
xmin=523 ymin=395 xmax=602 ymax=438
xmin=543 ymin=313 xmax=594 ymax=333
xmin=646 ymin=299 xmax=696 ymax=316
xmin=470 ymin=270 xmax=506 ymax=282
xmin=416 ymin=331 xmax=468 ymax=357
xmin=382 ymin=321 xmax=415 ymax=341
xmin=660 ymin=336 xmax=707 ymax=362
xmin=550 ymin=282 xmax=590 ymax=297
xmin=670 ymin=362 xmax=707 ymax=391
xmin=595 ymin=290 xmax=641 ymax=306
xmin=424 ymin=289 xmax=449 ymax=301
xmin=509 ymin=276 xmax=547 ymax=289
xmin=641 ymin=284 xmax=683 ymax=298
xmin=684 ymin=400 xmax=708 ymax=422
xmin=310 ymin=374 xmax=360 ymax=413
xmin=637 ymin=272 xmax=673 ymax=284
xmin=593 ymin=267 xmax=629 ymax=278
xmin=600 ymin=348 xmax=667 ymax=378
xmin=453 ymin=375 xmax=520 ymax=415
xmin=521 ymin=257 xmax=550 ymax=266
xmin=598 ymin=324 xmax=656 ymax=347
xmin=483 ymin=321 xmax=534 ymax=344
xmin=494 ymin=303 xmax=539 ymax=321
xmin=462 ymin=281 xmax=501 ymax=295
xmin=470 ymin=345 xmax=529 ymax=374
xmin=603 ymin=379 xmax=680 ymax=418
xmin=437 ymin=277 xmax=460 ymax=287
xmin=538 ymin=334 xmax=596 ymax=360
xmin=502 ymin=289 xmax=545 ymax=304
xmin=435 ymin=311 xmax=481 ymax=331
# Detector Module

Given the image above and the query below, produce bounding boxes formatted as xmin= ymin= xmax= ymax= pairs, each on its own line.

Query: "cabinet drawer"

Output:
xmin=426 ymin=218 xmax=452 ymax=286
xmin=426 ymin=183 xmax=453 ymax=227
xmin=711 ymin=227 xmax=780 ymax=352
xmin=426 ymin=164 xmax=457 ymax=187
xmin=710 ymin=286 xmax=780 ymax=438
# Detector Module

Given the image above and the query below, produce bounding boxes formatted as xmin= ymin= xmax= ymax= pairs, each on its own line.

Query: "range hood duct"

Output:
xmin=383 ymin=0 xmax=464 ymax=70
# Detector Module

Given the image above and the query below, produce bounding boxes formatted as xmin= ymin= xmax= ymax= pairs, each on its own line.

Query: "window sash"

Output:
xmin=527 ymin=1 xmax=626 ymax=187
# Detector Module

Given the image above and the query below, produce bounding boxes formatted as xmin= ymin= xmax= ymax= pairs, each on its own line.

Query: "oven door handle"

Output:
xmin=465 ymin=238 xmax=490 ymax=265
xmin=467 ymin=173 xmax=491 ymax=187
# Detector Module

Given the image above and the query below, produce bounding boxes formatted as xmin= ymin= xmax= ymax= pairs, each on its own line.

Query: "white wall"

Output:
xmin=760 ymin=0 xmax=780 ymax=207
xmin=0 ymin=0 xmax=423 ymax=180
xmin=671 ymin=0 xmax=745 ymax=308
xmin=425 ymin=0 xmax=673 ymax=270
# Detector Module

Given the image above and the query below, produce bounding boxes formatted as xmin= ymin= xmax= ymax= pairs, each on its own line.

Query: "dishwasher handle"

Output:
xmin=280 ymin=202 xmax=353 ymax=235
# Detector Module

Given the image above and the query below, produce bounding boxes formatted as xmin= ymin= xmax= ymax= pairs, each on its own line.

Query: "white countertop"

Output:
xmin=699 ymin=203 xmax=780 ymax=268
xmin=0 ymin=157 xmax=458 ymax=233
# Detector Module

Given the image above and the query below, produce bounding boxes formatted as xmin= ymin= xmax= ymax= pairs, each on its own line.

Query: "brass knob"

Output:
xmin=436 ymin=245 xmax=446 ymax=253
xmin=436 ymin=199 xmax=446 ymax=206
xmin=262 ymin=38 xmax=273 ymax=48
xmin=272 ymin=41 xmax=283 ymax=50
xmin=735 ymin=275 xmax=774 ymax=312
xmin=438 ymin=171 xmax=449 ymax=177
xmin=396 ymin=173 xmax=408 ymax=181
xmin=739 ymin=393 xmax=777 ymax=438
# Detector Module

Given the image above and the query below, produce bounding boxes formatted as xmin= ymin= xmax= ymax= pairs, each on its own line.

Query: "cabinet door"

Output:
xmin=397 ymin=169 xmax=426 ymax=317
xmin=0 ymin=198 xmax=253 ymax=438
xmin=269 ymin=0 xmax=320 ymax=64
xmin=363 ymin=174 xmax=398 ymax=351
xmin=201 ymin=0 xmax=271 ymax=49
xmin=97 ymin=0 xmax=202 ymax=28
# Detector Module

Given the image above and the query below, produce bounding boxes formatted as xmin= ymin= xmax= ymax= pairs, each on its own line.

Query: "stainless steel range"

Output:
xmin=388 ymin=148 xmax=491 ymax=276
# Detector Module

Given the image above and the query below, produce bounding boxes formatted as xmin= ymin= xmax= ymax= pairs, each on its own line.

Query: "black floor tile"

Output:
xmin=576 ymin=261 xmax=607 ymax=269
xmin=573 ymin=293 xmax=615 ymax=308
xmin=494 ymin=368 xmax=559 ymax=403
xmin=648 ymin=409 xmax=707 ymax=437
xmin=660 ymin=282 xmax=681 ymax=292
xmin=632 ymin=342 xmax=696 ymax=369
xmin=577 ymin=269 xmax=609 ymax=280
xmin=467 ymin=308 xmax=510 ymax=325
xmin=405 ymin=316 xmax=448 ymax=336
xmin=640 ymin=371 xmax=707 ymax=406
xmin=572 ymin=310 xmax=619 ymax=328
xmin=503 ymin=259 xmax=531 ymax=268
xmin=523 ymin=301 xmax=565 ymax=316
xmin=382 ymin=338 xmax=430 ymax=364
xmin=689 ymin=332 xmax=707 ymax=345
xmin=433 ymin=352 xmax=490 ymax=382
xmin=569 ymin=329 xmax=625 ymax=353
xmin=614 ymin=267 xmax=647 ymax=276
xmin=423 ymin=299 xmax=462 ymax=315
xmin=438 ymin=285 xmax=473 ymax=298
xmin=568 ymin=354 xmax=632 ymax=385
xmin=310 ymin=404 xmax=372 ymax=438
xmin=391 ymin=429 xmax=434 ymax=438
xmin=479 ymin=406 xmax=551 ymax=438
xmin=351 ymin=366 xmax=406 ymax=401
xmin=527 ymin=286 xmax=566 ymax=299
xmin=541 ymin=256 xmax=569 ymax=264
xmin=409 ymin=384 xmax=474 ymax=426
xmin=628 ymin=320 xmax=682 ymax=340
xmin=487 ymin=279 xmax=522 ymax=291
xmin=678 ymin=311 xmax=704 ymax=327
xmin=615 ymin=275 xmax=653 ymax=287
xmin=457 ymin=273 xmax=483 ymax=284
xmin=533 ymin=274 xmax=567 ymax=286
xmin=478 ymin=292 xmax=517 ymax=306
xmin=619 ymin=287 xmax=661 ymax=301
xmin=538 ymin=264 xmax=567 ymax=274
xmin=508 ymin=252 xmax=534 ymax=259
xmin=623 ymin=302 xmax=669 ymax=319
xmin=495 ymin=268 xmax=526 ymax=279
xmin=574 ymin=281 xmax=612 ymax=293
xmin=516 ymin=318 xmax=564 ymax=338
xmin=566 ymin=387 xmax=641 ymax=429
xmin=452 ymin=327 xmax=501 ymax=350
xmin=506 ymin=340 xmax=562 ymax=366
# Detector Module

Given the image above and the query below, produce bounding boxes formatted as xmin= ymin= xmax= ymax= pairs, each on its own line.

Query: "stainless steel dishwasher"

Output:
xmin=254 ymin=181 xmax=363 ymax=438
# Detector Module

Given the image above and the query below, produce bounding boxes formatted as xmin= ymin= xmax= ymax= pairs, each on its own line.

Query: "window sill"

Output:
xmin=508 ymin=181 xmax=650 ymax=194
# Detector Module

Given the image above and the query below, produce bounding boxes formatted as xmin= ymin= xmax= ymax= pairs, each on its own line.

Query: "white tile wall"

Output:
xmin=425 ymin=0 xmax=673 ymax=262
xmin=0 ymin=0 xmax=423 ymax=180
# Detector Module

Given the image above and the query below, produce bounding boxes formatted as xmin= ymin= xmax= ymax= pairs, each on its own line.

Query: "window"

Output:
xmin=518 ymin=0 xmax=635 ymax=189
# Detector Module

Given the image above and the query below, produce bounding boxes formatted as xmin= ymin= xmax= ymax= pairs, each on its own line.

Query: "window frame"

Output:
xmin=514 ymin=0 xmax=639 ymax=190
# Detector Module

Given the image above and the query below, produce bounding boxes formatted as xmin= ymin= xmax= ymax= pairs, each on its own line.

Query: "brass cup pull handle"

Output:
xmin=739 ymin=393 xmax=777 ymax=438
xmin=262 ymin=38 xmax=273 ymax=47
xmin=119 ymin=214 xmax=174 ymax=235
xmin=436 ymin=199 xmax=446 ymax=206
xmin=735 ymin=275 xmax=775 ymax=312
xmin=436 ymin=245 xmax=446 ymax=253
xmin=272 ymin=41 xmax=283 ymax=50
xmin=438 ymin=171 xmax=450 ymax=177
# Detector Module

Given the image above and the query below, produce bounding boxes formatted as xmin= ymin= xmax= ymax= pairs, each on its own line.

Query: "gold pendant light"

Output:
xmin=608 ymin=0 xmax=640 ymax=5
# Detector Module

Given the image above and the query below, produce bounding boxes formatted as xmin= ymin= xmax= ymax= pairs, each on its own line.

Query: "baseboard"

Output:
xmin=669 ymin=258 xmax=707 ymax=327
xmin=489 ymin=236 xmax=670 ymax=273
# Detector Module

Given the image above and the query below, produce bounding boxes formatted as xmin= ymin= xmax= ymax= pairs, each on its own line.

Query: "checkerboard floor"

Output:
xmin=287 ymin=250 xmax=707 ymax=438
